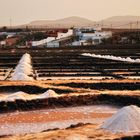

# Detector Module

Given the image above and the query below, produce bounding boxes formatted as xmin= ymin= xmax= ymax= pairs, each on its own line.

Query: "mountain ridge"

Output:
xmin=11 ymin=15 xmax=140 ymax=28
xmin=28 ymin=16 xmax=95 ymax=27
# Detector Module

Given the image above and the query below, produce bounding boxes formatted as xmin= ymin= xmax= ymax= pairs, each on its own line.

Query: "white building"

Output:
xmin=73 ymin=28 xmax=112 ymax=45
xmin=31 ymin=29 xmax=73 ymax=47
xmin=46 ymin=36 xmax=73 ymax=48
xmin=56 ymin=29 xmax=73 ymax=39
xmin=32 ymin=37 xmax=56 ymax=47
xmin=72 ymin=40 xmax=88 ymax=46
xmin=47 ymin=41 xmax=59 ymax=48
xmin=82 ymin=31 xmax=112 ymax=40
xmin=0 ymin=41 xmax=6 ymax=46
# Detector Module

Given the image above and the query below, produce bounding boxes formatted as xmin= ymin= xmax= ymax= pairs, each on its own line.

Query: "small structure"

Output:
xmin=47 ymin=41 xmax=59 ymax=48
xmin=31 ymin=29 xmax=73 ymax=48
xmin=48 ymin=36 xmax=73 ymax=47
xmin=0 ymin=36 xmax=20 ymax=47
xmin=0 ymin=41 xmax=6 ymax=47
xmin=31 ymin=37 xmax=56 ymax=47
xmin=56 ymin=29 xmax=73 ymax=39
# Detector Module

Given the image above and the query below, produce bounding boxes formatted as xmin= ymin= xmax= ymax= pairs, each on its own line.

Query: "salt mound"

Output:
xmin=21 ymin=53 xmax=31 ymax=59
xmin=11 ymin=73 xmax=33 ymax=81
xmin=37 ymin=89 xmax=59 ymax=99
xmin=13 ymin=67 xmax=33 ymax=75
xmin=0 ymin=90 xmax=60 ymax=102
xmin=82 ymin=53 xmax=140 ymax=63
xmin=11 ymin=53 xmax=34 ymax=81
xmin=101 ymin=105 xmax=140 ymax=133
xmin=6 ymin=91 xmax=28 ymax=101
xmin=16 ymin=62 xmax=32 ymax=68
xmin=19 ymin=57 xmax=31 ymax=64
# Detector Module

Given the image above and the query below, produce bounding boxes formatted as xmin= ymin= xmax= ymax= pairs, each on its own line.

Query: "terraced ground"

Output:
xmin=0 ymin=45 xmax=140 ymax=81
xmin=0 ymin=45 xmax=140 ymax=109
xmin=0 ymin=45 xmax=140 ymax=139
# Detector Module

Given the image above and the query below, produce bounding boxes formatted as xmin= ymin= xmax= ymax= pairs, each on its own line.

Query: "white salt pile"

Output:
xmin=82 ymin=53 xmax=140 ymax=63
xmin=101 ymin=105 xmax=140 ymax=133
xmin=37 ymin=89 xmax=59 ymax=99
xmin=11 ymin=53 xmax=34 ymax=81
xmin=6 ymin=91 xmax=28 ymax=101
xmin=19 ymin=54 xmax=31 ymax=64
xmin=12 ymin=73 xmax=33 ymax=81
xmin=0 ymin=90 xmax=59 ymax=102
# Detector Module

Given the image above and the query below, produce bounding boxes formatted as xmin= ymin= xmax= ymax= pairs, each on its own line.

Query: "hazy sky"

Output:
xmin=0 ymin=0 xmax=140 ymax=26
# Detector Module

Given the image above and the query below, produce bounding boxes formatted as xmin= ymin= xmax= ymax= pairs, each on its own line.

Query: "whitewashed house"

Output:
xmin=47 ymin=41 xmax=59 ymax=48
xmin=73 ymin=28 xmax=112 ymax=45
xmin=31 ymin=29 xmax=73 ymax=48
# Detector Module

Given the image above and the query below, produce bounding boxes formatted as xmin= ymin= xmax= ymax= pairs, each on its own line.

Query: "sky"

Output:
xmin=0 ymin=0 xmax=140 ymax=26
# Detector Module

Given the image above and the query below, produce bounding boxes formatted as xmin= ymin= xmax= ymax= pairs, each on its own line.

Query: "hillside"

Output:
xmin=20 ymin=15 xmax=140 ymax=28
xmin=28 ymin=16 xmax=95 ymax=28
xmin=99 ymin=15 xmax=140 ymax=28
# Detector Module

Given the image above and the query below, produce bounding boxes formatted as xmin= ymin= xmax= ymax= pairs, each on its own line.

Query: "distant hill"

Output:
xmin=103 ymin=15 xmax=140 ymax=22
xmin=99 ymin=16 xmax=140 ymax=28
xmin=28 ymin=16 xmax=95 ymax=28
xmin=19 ymin=15 xmax=140 ymax=29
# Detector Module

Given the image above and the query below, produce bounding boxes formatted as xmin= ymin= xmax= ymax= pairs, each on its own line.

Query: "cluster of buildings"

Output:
xmin=0 ymin=32 xmax=20 ymax=47
xmin=31 ymin=28 xmax=112 ymax=47
xmin=72 ymin=28 xmax=112 ymax=46
xmin=0 ymin=27 xmax=112 ymax=48
xmin=31 ymin=29 xmax=73 ymax=48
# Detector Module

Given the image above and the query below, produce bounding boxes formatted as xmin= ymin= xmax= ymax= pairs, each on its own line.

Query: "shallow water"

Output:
xmin=0 ymin=105 xmax=119 ymax=135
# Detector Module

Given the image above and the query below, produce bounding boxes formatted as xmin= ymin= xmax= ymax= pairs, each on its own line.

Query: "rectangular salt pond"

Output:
xmin=0 ymin=105 xmax=119 ymax=135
